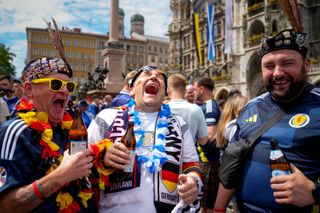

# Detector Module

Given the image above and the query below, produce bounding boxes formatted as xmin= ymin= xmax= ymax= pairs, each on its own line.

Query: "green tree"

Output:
xmin=0 ymin=43 xmax=16 ymax=77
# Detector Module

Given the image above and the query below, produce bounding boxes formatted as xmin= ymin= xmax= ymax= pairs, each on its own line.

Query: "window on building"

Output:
xmin=82 ymin=41 xmax=87 ymax=48
xmin=80 ymin=63 xmax=85 ymax=71
xmin=139 ymin=55 xmax=143 ymax=64
xmin=151 ymin=55 xmax=156 ymax=63
xmin=175 ymin=40 xmax=180 ymax=49
xmin=133 ymin=45 xmax=137 ymax=52
xmin=126 ymin=55 xmax=130 ymax=63
xmin=165 ymin=48 xmax=168 ymax=53
xmin=66 ymin=39 xmax=71 ymax=47
xmin=88 ymin=64 xmax=93 ymax=72
xmin=148 ymin=45 xmax=151 ymax=51
xmin=33 ymin=36 xmax=40 ymax=43
xmin=33 ymin=48 xmax=39 ymax=55
xmin=153 ymin=46 xmax=157 ymax=52
xmin=99 ymin=42 xmax=104 ymax=49
xmin=81 ymin=53 xmax=86 ymax=60
xmin=127 ymin=45 xmax=131 ymax=51
xmin=74 ymin=52 xmax=78 ymax=59
xmin=66 ymin=51 xmax=71 ymax=58
xmin=159 ymin=57 xmax=163 ymax=64
xmin=73 ymin=63 xmax=78 ymax=70
xmin=89 ymin=41 xmax=94 ymax=48
xmin=159 ymin=47 xmax=163 ymax=53
xmin=216 ymin=22 xmax=222 ymax=37
xmin=41 ymin=48 xmax=46 ymax=56
xmin=42 ymin=36 xmax=48 ymax=44
xmin=50 ymin=50 xmax=55 ymax=57
xmin=139 ymin=46 xmax=144 ymax=52
xmin=165 ymin=58 xmax=168 ymax=64
xmin=74 ymin=40 xmax=79 ymax=47
xmin=133 ymin=56 xmax=137 ymax=64
xmin=80 ymin=77 xmax=86 ymax=84
xmin=88 ymin=53 xmax=94 ymax=60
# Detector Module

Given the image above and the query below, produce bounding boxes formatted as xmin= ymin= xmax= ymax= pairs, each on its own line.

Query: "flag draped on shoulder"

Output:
xmin=206 ymin=2 xmax=215 ymax=61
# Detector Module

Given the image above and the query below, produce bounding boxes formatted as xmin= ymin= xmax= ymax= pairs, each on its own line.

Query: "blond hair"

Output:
xmin=167 ymin=74 xmax=187 ymax=93
xmin=216 ymin=95 xmax=248 ymax=148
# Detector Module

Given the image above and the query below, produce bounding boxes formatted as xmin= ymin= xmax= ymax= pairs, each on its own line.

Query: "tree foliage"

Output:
xmin=0 ymin=43 xmax=16 ymax=77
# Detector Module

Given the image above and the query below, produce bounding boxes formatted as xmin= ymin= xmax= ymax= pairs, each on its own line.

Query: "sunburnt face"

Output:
xmin=261 ymin=49 xmax=309 ymax=101
xmin=131 ymin=69 xmax=166 ymax=112
xmin=27 ymin=73 xmax=70 ymax=125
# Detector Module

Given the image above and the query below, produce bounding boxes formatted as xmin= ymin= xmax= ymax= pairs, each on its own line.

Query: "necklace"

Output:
xmin=17 ymin=98 xmax=91 ymax=212
xmin=126 ymin=99 xmax=170 ymax=173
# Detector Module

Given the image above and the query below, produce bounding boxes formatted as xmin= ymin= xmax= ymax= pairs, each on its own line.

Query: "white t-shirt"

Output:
xmin=87 ymin=109 xmax=198 ymax=213
xmin=168 ymin=99 xmax=207 ymax=141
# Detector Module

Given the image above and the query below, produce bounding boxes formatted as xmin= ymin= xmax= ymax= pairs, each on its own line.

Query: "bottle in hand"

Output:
xmin=270 ymin=139 xmax=291 ymax=177
xmin=69 ymin=107 xmax=88 ymax=155
xmin=121 ymin=120 xmax=136 ymax=173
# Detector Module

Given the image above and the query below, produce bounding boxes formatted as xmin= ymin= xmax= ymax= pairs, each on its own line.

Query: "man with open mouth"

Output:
xmin=88 ymin=65 xmax=203 ymax=213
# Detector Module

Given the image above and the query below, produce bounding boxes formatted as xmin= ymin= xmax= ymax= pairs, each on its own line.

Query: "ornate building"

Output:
xmin=168 ymin=0 xmax=320 ymax=100
xmin=26 ymin=8 xmax=169 ymax=96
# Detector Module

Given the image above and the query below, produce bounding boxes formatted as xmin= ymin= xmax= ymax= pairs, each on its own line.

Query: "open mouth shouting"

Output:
xmin=144 ymin=83 xmax=159 ymax=96
xmin=53 ymin=97 xmax=67 ymax=112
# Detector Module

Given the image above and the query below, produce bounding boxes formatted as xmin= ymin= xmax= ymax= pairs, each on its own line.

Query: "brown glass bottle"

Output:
xmin=69 ymin=108 xmax=88 ymax=155
xmin=121 ymin=120 xmax=136 ymax=173
xmin=270 ymin=139 xmax=291 ymax=177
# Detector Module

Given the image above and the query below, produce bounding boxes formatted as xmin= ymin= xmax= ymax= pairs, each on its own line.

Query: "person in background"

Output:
xmin=101 ymin=94 xmax=113 ymax=110
xmin=215 ymin=94 xmax=248 ymax=149
xmin=13 ymin=78 xmax=24 ymax=100
xmin=215 ymin=29 xmax=320 ymax=213
xmin=214 ymin=94 xmax=248 ymax=213
xmin=88 ymin=65 xmax=203 ymax=213
xmin=167 ymin=73 xmax=207 ymax=146
xmin=108 ymin=70 xmax=136 ymax=108
xmin=184 ymin=84 xmax=196 ymax=104
xmin=193 ymin=77 xmax=221 ymax=213
xmin=0 ymin=75 xmax=19 ymax=118
xmin=0 ymin=97 xmax=10 ymax=125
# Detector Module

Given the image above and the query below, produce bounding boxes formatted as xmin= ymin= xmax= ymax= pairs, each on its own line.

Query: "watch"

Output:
xmin=312 ymin=181 xmax=320 ymax=204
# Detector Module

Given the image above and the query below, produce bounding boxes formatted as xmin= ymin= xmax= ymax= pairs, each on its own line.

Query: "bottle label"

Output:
xmin=70 ymin=140 xmax=87 ymax=155
xmin=272 ymin=169 xmax=291 ymax=177
xmin=123 ymin=150 xmax=135 ymax=173
xmin=270 ymin=150 xmax=284 ymax=160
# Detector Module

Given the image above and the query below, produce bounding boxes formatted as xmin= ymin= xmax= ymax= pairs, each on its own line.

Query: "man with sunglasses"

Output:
xmin=88 ymin=65 xmax=203 ymax=213
xmin=0 ymin=57 xmax=95 ymax=212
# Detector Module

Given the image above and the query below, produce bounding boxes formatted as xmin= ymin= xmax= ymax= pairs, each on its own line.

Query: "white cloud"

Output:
xmin=0 ymin=0 xmax=172 ymax=77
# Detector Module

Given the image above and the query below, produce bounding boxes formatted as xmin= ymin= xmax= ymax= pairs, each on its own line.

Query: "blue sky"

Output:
xmin=0 ymin=0 xmax=172 ymax=78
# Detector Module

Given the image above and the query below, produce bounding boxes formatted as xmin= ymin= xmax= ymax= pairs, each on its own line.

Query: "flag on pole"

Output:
xmin=278 ymin=0 xmax=303 ymax=32
xmin=193 ymin=0 xmax=206 ymax=65
xmin=224 ymin=0 xmax=233 ymax=54
xmin=206 ymin=2 xmax=215 ymax=61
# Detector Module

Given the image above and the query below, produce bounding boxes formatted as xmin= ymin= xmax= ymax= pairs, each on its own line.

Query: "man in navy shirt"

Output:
xmin=215 ymin=29 xmax=320 ymax=212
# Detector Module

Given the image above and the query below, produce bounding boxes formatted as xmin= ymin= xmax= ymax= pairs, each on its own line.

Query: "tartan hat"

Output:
xmin=259 ymin=29 xmax=308 ymax=57
xmin=22 ymin=57 xmax=72 ymax=82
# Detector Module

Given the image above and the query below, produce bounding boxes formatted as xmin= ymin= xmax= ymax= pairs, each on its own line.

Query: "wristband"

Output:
xmin=214 ymin=208 xmax=226 ymax=213
xmin=32 ymin=180 xmax=45 ymax=200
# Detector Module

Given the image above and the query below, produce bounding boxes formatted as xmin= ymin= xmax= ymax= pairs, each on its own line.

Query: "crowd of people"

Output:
xmin=0 ymin=26 xmax=320 ymax=213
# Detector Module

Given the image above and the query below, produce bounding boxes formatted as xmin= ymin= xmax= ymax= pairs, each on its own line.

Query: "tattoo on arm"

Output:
xmin=11 ymin=191 xmax=37 ymax=208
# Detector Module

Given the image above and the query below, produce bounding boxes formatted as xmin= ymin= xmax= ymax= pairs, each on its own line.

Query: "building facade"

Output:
xmin=26 ymin=9 xmax=169 ymax=88
xmin=168 ymin=0 xmax=320 ymax=100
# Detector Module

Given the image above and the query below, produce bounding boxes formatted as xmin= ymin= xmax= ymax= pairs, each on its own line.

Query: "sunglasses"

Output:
xmin=31 ymin=78 xmax=77 ymax=94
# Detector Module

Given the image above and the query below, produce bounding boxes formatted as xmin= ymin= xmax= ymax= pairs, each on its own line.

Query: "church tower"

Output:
xmin=130 ymin=13 xmax=145 ymax=35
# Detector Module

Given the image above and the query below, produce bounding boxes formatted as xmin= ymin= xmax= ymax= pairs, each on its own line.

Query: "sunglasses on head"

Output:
xmin=31 ymin=77 xmax=77 ymax=94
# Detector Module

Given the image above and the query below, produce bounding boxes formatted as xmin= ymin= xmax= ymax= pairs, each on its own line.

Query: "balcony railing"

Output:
xmin=248 ymin=33 xmax=264 ymax=47
xmin=248 ymin=2 xmax=265 ymax=16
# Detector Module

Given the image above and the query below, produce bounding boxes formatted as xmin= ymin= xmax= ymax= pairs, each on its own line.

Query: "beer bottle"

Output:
xmin=69 ymin=107 xmax=88 ymax=155
xmin=121 ymin=120 xmax=136 ymax=173
xmin=270 ymin=139 xmax=291 ymax=177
